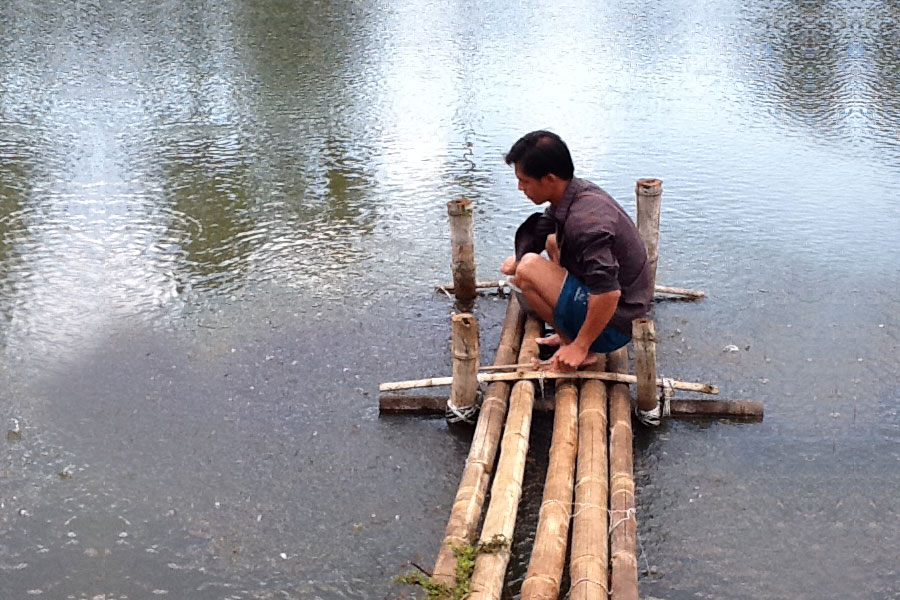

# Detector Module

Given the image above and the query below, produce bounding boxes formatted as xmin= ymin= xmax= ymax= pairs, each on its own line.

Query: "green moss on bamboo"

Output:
xmin=393 ymin=535 xmax=509 ymax=599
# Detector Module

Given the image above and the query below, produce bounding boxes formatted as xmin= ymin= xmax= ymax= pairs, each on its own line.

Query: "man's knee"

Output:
xmin=516 ymin=253 xmax=545 ymax=285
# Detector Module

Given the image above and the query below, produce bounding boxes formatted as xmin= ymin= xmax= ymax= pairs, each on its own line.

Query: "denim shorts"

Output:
xmin=552 ymin=274 xmax=631 ymax=353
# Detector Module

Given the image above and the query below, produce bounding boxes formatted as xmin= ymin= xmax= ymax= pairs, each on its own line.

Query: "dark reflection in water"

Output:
xmin=1 ymin=0 xmax=899 ymax=599
xmin=160 ymin=135 xmax=257 ymax=291
xmin=740 ymin=1 xmax=900 ymax=153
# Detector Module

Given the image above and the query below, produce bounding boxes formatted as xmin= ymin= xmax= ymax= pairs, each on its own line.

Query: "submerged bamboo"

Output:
xmin=468 ymin=317 xmax=543 ymax=600
xmin=432 ymin=297 xmax=526 ymax=585
xmin=632 ymin=318 xmax=659 ymax=412
xmin=449 ymin=312 xmax=480 ymax=415
xmin=569 ymin=357 xmax=610 ymax=600
xmin=447 ymin=198 xmax=477 ymax=310
xmin=635 ymin=178 xmax=662 ymax=293
xmin=379 ymin=396 xmax=763 ymax=419
xmin=521 ymin=377 xmax=580 ymax=599
xmin=669 ymin=399 xmax=764 ymax=418
xmin=607 ymin=348 xmax=638 ymax=600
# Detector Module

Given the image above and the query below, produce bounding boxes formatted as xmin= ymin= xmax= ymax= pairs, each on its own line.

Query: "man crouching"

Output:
xmin=501 ymin=130 xmax=653 ymax=373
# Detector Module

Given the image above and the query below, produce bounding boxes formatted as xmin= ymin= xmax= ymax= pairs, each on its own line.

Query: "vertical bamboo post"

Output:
xmin=568 ymin=357 xmax=609 ymax=600
xmin=521 ymin=376 xmax=580 ymax=599
xmin=433 ymin=296 xmax=526 ymax=585
xmin=449 ymin=313 xmax=480 ymax=417
xmin=631 ymin=318 xmax=658 ymax=413
xmin=468 ymin=317 xmax=542 ymax=600
xmin=607 ymin=348 xmax=638 ymax=600
xmin=448 ymin=198 xmax=477 ymax=310
xmin=635 ymin=178 xmax=662 ymax=293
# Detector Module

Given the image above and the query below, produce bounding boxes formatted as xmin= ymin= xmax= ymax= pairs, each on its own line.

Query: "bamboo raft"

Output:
xmin=384 ymin=179 xmax=763 ymax=599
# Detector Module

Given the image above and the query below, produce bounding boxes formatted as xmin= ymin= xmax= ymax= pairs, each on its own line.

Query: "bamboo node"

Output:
xmin=571 ymin=501 xmax=608 ymax=518
xmin=610 ymin=474 xmax=636 ymax=490
xmin=570 ymin=577 xmax=610 ymax=593
xmin=538 ymin=498 xmax=573 ymax=519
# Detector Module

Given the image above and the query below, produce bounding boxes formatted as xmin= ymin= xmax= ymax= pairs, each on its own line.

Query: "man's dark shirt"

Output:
xmin=514 ymin=177 xmax=652 ymax=335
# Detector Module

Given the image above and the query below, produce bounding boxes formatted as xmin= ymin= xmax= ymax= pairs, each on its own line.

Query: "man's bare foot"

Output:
xmin=536 ymin=333 xmax=561 ymax=347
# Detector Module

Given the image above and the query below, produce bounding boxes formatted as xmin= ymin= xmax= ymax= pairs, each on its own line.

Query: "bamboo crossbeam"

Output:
xmin=607 ymin=348 xmax=638 ymax=600
xmin=432 ymin=296 xmax=526 ymax=586
xmin=468 ymin=318 xmax=543 ymax=600
xmin=669 ymin=399 xmax=764 ymax=418
xmin=380 ymin=395 xmax=763 ymax=418
xmin=569 ymin=358 xmax=609 ymax=600
xmin=522 ymin=375 xmax=580 ymax=599
xmin=437 ymin=280 xmax=509 ymax=293
xmin=654 ymin=285 xmax=705 ymax=299
xmin=437 ymin=280 xmax=705 ymax=300
xmin=379 ymin=396 xmax=763 ymax=418
xmin=380 ymin=371 xmax=718 ymax=395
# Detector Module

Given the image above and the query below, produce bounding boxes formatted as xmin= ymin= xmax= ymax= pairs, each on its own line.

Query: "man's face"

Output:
xmin=514 ymin=164 xmax=552 ymax=205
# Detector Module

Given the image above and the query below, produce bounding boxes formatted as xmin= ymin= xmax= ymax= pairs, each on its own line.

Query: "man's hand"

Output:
xmin=500 ymin=255 xmax=518 ymax=275
xmin=539 ymin=343 xmax=591 ymax=373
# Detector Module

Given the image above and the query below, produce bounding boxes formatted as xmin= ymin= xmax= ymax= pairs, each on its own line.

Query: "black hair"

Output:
xmin=504 ymin=130 xmax=574 ymax=180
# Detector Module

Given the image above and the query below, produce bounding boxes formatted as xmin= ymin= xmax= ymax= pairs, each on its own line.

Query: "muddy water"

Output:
xmin=1 ymin=1 xmax=898 ymax=598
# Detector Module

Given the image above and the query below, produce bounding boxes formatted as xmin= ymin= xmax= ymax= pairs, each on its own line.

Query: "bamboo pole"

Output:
xmin=568 ymin=357 xmax=609 ymax=600
xmin=437 ymin=280 xmax=508 ymax=293
xmin=448 ymin=198 xmax=477 ymax=310
xmin=521 ymin=377 xmax=580 ymax=599
xmin=654 ymin=285 xmax=705 ymax=299
xmin=378 ymin=394 xmax=449 ymax=413
xmin=432 ymin=297 xmax=526 ymax=585
xmin=632 ymin=318 xmax=658 ymax=412
xmin=379 ymin=396 xmax=763 ymax=419
xmin=438 ymin=280 xmax=704 ymax=300
xmin=669 ymin=399 xmax=764 ymax=418
xmin=468 ymin=317 xmax=543 ymax=600
xmin=379 ymin=371 xmax=718 ymax=395
xmin=635 ymin=178 xmax=662 ymax=293
xmin=607 ymin=348 xmax=638 ymax=600
xmin=449 ymin=312 xmax=480 ymax=416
